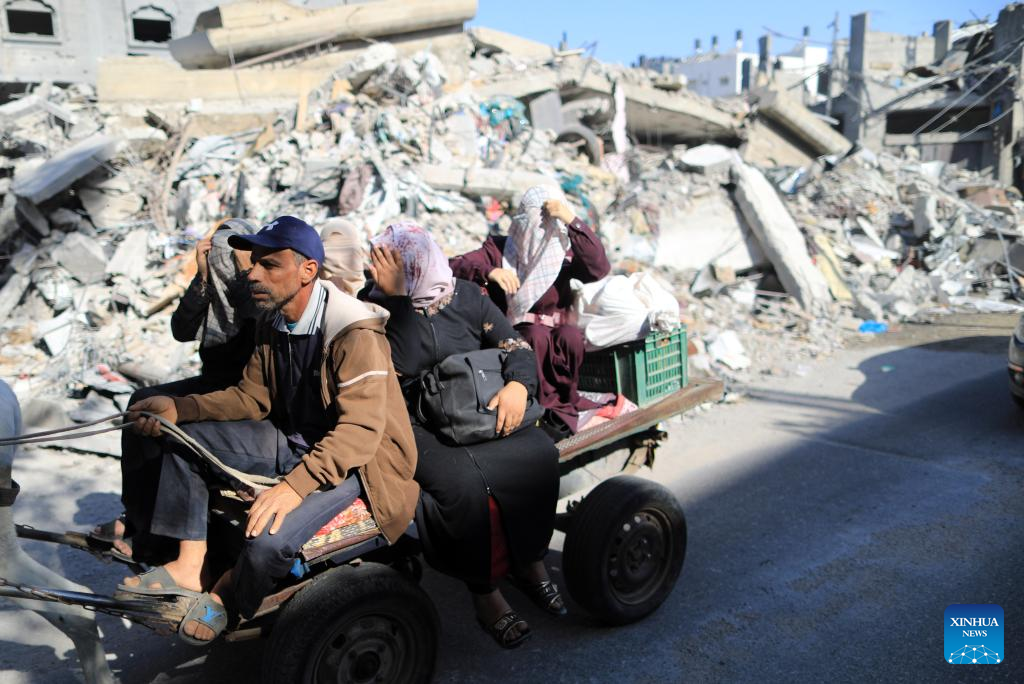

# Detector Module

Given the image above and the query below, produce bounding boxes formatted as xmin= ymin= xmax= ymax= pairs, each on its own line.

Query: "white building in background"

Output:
xmin=772 ymin=43 xmax=829 ymax=101
xmin=637 ymin=29 xmax=830 ymax=103
xmin=666 ymin=49 xmax=758 ymax=99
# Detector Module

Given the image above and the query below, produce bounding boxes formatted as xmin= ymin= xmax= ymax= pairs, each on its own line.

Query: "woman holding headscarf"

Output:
xmin=367 ymin=222 xmax=562 ymax=650
xmin=450 ymin=185 xmax=611 ymax=437
xmin=90 ymin=218 xmax=260 ymax=560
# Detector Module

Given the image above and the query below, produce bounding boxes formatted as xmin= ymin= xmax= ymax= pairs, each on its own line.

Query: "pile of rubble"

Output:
xmin=785 ymin=147 xmax=1024 ymax=320
xmin=0 ymin=7 xmax=1021 ymax=429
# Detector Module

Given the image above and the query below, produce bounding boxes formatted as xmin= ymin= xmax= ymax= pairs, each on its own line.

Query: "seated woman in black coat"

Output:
xmin=367 ymin=222 xmax=563 ymax=649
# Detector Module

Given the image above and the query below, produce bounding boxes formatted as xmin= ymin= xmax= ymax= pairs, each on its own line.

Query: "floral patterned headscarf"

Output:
xmin=371 ymin=222 xmax=455 ymax=309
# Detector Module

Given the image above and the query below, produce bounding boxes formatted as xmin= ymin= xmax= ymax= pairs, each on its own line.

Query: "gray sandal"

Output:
xmin=178 ymin=593 xmax=229 ymax=646
xmin=116 ymin=566 xmax=199 ymax=598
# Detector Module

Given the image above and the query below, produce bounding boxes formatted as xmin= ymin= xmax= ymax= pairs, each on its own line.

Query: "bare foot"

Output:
xmin=181 ymin=592 xmax=225 ymax=642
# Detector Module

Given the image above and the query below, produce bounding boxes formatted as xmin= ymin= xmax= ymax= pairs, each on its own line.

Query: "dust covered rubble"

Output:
xmin=0 ymin=33 xmax=1021 ymax=434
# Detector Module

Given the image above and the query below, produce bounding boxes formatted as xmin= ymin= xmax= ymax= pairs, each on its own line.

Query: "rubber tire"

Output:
xmin=562 ymin=476 xmax=686 ymax=626
xmin=1012 ymin=392 xmax=1024 ymax=409
xmin=263 ymin=562 xmax=439 ymax=684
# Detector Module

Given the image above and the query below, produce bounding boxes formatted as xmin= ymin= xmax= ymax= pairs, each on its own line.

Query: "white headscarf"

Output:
xmin=502 ymin=185 xmax=571 ymax=324
xmin=320 ymin=218 xmax=367 ymax=296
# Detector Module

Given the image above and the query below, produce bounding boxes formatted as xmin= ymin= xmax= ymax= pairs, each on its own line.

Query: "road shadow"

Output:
xmin=661 ymin=338 xmax=1024 ymax=682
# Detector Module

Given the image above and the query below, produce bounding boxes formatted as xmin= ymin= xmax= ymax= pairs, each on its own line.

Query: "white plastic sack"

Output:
xmin=572 ymin=272 xmax=681 ymax=349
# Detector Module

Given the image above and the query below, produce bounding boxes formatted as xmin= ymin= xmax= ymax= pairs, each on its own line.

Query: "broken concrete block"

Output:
xmin=417 ymin=165 xmax=556 ymax=201
xmin=913 ymin=194 xmax=942 ymax=238
xmin=330 ymin=42 xmax=399 ymax=92
xmin=0 ymin=273 xmax=30 ymax=321
xmin=731 ymin=161 xmax=831 ymax=313
xmin=652 ymin=74 xmax=687 ymax=91
xmin=528 ymin=91 xmax=564 ymax=132
xmin=961 ymin=185 xmax=1013 ymax=215
xmin=0 ymin=193 xmax=18 ymax=244
xmin=853 ymin=291 xmax=885 ymax=321
xmin=107 ymin=230 xmax=150 ymax=282
xmin=417 ymin=164 xmax=467 ymax=192
xmin=30 ymin=266 xmax=73 ymax=312
xmin=11 ymin=134 xmax=121 ymax=204
xmin=53 ymin=231 xmax=107 ymax=284
xmin=677 ymin=144 xmax=737 ymax=177
xmin=78 ymin=172 xmax=144 ymax=228
xmin=14 ymin=197 xmax=50 ymax=237
xmin=708 ymin=330 xmax=751 ymax=371
xmin=35 ymin=309 xmax=75 ymax=356
xmin=48 ymin=208 xmax=83 ymax=232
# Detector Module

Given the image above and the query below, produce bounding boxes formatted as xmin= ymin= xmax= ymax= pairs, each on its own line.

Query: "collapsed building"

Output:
xmin=0 ymin=0 xmax=1022 ymax=436
xmin=824 ymin=5 xmax=1024 ymax=189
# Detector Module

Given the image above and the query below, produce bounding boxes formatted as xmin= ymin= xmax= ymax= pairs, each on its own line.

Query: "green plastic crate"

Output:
xmin=578 ymin=327 xmax=688 ymax=407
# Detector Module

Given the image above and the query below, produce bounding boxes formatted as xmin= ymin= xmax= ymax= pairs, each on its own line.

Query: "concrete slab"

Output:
xmin=52 ymin=232 xmax=107 ymax=285
xmin=752 ymin=86 xmax=852 ymax=157
xmin=169 ymin=0 xmax=477 ymax=69
xmin=418 ymin=164 xmax=556 ymax=201
xmin=10 ymin=134 xmax=121 ymax=204
xmin=0 ymin=273 xmax=29 ymax=321
xmin=469 ymin=26 xmax=552 ymax=60
xmin=653 ymin=189 xmax=767 ymax=272
xmin=106 ymin=230 xmax=150 ymax=282
xmin=732 ymin=161 xmax=831 ymax=312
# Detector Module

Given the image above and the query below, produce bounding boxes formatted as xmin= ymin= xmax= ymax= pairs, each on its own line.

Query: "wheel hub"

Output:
xmin=606 ymin=511 xmax=671 ymax=604
xmin=314 ymin=613 xmax=409 ymax=684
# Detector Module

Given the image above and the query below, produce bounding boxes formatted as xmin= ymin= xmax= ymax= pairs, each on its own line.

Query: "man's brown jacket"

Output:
xmin=174 ymin=280 xmax=418 ymax=543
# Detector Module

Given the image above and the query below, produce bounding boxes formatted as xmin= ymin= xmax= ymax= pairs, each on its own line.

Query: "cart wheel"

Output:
xmin=562 ymin=475 xmax=686 ymax=626
xmin=263 ymin=562 xmax=439 ymax=684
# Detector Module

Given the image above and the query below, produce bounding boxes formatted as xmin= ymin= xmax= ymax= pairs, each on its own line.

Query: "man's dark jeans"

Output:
xmin=147 ymin=419 xmax=361 ymax=619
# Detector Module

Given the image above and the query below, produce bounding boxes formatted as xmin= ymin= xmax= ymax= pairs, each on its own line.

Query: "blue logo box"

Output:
xmin=945 ymin=604 xmax=1003 ymax=664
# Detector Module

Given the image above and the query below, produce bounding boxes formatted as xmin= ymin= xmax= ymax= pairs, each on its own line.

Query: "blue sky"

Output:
xmin=471 ymin=1 xmax=1010 ymax=65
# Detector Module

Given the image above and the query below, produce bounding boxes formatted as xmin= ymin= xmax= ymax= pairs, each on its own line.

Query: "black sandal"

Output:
xmin=508 ymin=577 xmax=568 ymax=617
xmin=477 ymin=610 xmax=531 ymax=649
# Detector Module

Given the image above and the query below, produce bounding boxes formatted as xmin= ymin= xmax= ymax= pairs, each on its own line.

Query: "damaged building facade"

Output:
xmin=0 ymin=0 xmax=216 ymax=88
xmin=825 ymin=5 xmax=1024 ymax=189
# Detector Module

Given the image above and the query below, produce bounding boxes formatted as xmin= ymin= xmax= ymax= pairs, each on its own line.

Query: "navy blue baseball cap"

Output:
xmin=227 ymin=215 xmax=325 ymax=265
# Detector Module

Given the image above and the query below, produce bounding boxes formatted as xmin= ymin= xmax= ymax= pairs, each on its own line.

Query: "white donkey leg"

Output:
xmin=0 ymin=380 xmax=116 ymax=684
xmin=0 ymin=525 xmax=117 ymax=684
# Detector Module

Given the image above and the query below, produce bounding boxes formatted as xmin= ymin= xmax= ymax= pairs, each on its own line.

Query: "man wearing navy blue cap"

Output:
xmin=122 ymin=216 xmax=419 ymax=645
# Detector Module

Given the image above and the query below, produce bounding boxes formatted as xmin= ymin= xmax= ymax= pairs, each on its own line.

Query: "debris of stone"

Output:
xmin=1 ymin=5 xmax=1023 ymax=429
xmin=11 ymin=134 xmax=121 ymax=204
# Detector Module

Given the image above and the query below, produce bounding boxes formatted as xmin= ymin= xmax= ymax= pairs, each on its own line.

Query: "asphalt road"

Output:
xmin=2 ymin=314 xmax=1023 ymax=683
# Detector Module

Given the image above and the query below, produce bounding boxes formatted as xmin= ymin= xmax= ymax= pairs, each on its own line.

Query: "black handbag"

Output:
xmin=415 ymin=348 xmax=544 ymax=445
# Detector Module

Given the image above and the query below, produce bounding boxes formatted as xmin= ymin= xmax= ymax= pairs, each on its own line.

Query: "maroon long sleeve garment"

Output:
xmin=449 ymin=217 xmax=611 ymax=316
xmin=450 ymin=218 xmax=611 ymax=433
